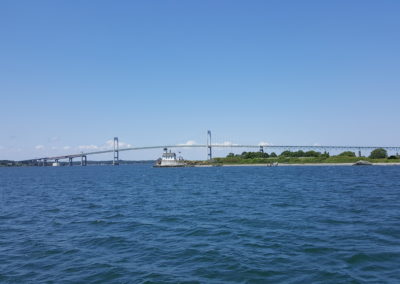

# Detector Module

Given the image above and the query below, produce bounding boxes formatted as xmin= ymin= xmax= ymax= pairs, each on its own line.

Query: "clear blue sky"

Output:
xmin=1 ymin=0 xmax=400 ymax=160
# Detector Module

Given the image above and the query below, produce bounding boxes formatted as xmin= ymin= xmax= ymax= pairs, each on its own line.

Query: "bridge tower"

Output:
xmin=113 ymin=137 xmax=119 ymax=165
xmin=207 ymin=130 xmax=212 ymax=160
xmin=69 ymin=157 xmax=73 ymax=166
xmin=81 ymin=155 xmax=87 ymax=166
xmin=259 ymin=146 xmax=264 ymax=153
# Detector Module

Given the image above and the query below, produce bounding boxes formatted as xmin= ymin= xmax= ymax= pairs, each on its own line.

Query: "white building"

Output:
xmin=155 ymin=148 xmax=185 ymax=167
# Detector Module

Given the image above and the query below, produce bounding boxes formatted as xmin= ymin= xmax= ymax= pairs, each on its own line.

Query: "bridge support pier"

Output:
xmin=259 ymin=146 xmax=264 ymax=153
xmin=69 ymin=157 xmax=73 ymax=166
xmin=113 ymin=137 xmax=119 ymax=165
xmin=43 ymin=159 xmax=47 ymax=167
xmin=81 ymin=155 xmax=87 ymax=166
xmin=207 ymin=130 xmax=212 ymax=160
xmin=358 ymin=150 xmax=362 ymax=157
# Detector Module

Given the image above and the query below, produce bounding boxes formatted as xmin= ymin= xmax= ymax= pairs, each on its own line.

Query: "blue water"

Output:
xmin=1 ymin=165 xmax=400 ymax=283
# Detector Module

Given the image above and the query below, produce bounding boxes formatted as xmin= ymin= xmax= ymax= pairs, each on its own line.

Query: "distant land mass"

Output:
xmin=3 ymin=149 xmax=400 ymax=167
xmin=187 ymin=149 xmax=400 ymax=166
xmin=0 ymin=160 xmax=155 ymax=167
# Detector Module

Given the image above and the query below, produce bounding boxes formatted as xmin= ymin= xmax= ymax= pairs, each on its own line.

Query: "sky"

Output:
xmin=1 ymin=0 xmax=400 ymax=160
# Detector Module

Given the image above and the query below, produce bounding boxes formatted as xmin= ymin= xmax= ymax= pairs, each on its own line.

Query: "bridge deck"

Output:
xmin=33 ymin=144 xmax=400 ymax=161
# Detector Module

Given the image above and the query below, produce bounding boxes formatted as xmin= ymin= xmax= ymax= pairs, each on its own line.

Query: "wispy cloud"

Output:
xmin=35 ymin=145 xmax=45 ymax=150
xmin=77 ymin=140 xmax=132 ymax=151
xmin=105 ymin=140 xmax=132 ymax=148
xmin=258 ymin=141 xmax=272 ymax=146
xmin=119 ymin=142 xmax=132 ymax=148
xmin=178 ymin=140 xmax=197 ymax=146
xmin=313 ymin=143 xmax=321 ymax=146
xmin=105 ymin=140 xmax=114 ymax=148
xmin=49 ymin=136 xmax=60 ymax=142
xmin=63 ymin=146 xmax=71 ymax=150
xmin=213 ymin=141 xmax=238 ymax=146
xmin=78 ymin=145 xmax=99 ymax=150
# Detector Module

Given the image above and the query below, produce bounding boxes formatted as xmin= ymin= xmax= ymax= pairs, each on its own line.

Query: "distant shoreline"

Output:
xmin=194 ymin=162 xmax=400 ymax=167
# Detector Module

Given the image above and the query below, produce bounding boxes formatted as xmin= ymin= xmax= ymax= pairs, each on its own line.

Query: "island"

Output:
xmin=185 ymin=148 xmax=400 ymax=166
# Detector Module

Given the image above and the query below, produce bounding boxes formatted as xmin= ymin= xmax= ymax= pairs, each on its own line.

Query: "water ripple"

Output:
xmin=1 ymin=165 xmax=400 ymax=283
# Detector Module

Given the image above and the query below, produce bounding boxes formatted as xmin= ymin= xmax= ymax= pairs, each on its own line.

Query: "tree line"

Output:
xmin=226 ymin=148 xmax=397 ymax=159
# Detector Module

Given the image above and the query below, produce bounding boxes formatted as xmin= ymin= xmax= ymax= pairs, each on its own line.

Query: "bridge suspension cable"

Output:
xmin=29 ymin=132 xmax=400 ymax=166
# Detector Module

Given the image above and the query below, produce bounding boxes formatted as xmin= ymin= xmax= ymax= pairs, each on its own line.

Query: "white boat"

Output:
xmin=154 ymin=148 xmax=185 ymax=167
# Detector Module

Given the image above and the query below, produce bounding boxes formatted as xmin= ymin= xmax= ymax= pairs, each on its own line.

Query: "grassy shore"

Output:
xmin=186 ymin=156 xmax=400 ymax=166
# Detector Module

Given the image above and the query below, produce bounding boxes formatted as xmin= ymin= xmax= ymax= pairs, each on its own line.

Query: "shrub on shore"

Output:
xmin=369 ymin=148 xmax=388 ymax=159
xmin=338 ymin=151 xmax=356 ymax=157
xmin=388 ymin=155 xmax=399 ymax=160
xmin=217 ymin=150 xmax=398 ymax=164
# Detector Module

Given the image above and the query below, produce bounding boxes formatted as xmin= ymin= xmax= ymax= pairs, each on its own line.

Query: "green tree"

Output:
xmin=321 ymin=151 xmax=330 ymax=158
xmin=227 ymin=153 xmax=235 ymax=158
xmin=241 ymin=151 xmax=270 ymax=159
xmin=261 ymin=152 xmax=270 ymax=158
xmin=338 ymin=151 xmax=356 ymax=157
xmin=293 ymin=150 xmax=305 ymax=157
xmin=280 ymin=150 xmax=292 ymax=157
xmin=369 ymin=148 xmax=388 ymax=159
xmin=304 ymin=150 xmax=321 ymax=157
xmin=270 ymin=152 xmax=277 ymax=158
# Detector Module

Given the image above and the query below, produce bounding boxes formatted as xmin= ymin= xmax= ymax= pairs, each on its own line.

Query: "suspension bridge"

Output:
xmin=28 ymin=131 xmax=400 ymax=166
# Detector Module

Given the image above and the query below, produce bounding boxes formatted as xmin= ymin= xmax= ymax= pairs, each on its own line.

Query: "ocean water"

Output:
xmin=1 ymin=165 xmax=400 ymax=283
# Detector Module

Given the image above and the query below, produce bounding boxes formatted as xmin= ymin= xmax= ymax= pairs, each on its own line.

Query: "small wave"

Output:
xmin=345 ymin=252 xmax=399 ymax=265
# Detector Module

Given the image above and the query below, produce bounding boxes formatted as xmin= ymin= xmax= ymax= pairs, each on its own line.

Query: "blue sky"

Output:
xmin=1 ymin=0 xmax=400 ymax=160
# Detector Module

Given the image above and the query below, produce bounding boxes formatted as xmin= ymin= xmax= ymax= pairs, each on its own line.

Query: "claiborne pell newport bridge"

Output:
xmin=27 ymin=131 xmax=400 ymax=166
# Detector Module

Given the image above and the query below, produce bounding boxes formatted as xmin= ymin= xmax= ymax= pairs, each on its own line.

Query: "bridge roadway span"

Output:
xmin=39 ymin=144 xmax=400 ymax=161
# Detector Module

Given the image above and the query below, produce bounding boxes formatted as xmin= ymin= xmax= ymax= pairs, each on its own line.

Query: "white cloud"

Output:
xmin=63 ymin=146 xmax=71 ymax=150
xmin=105 ymin=140 xmax=114 ymax=148
xmin=78 ymin=145 xmax=99 ymax=150
xmin=119 ymin=141 xmax=132 ymax=148
xmin=313 ymin=143 xmax=321 ymax=146
xmin=51 ymin=146 xmax=58 ymax=150
xmin=213 ymin=141 xmax=238 ymax=146
xmin=104 ymin=139 xmax=132 ymax=149
xmin=258 ymin=141 xmax=272 ymax=146
xmin=77 ymin=140 xmax=132 ymax=151
xmin=50 ymin=136 xmax=59 ymax=142
xmin=178 ymin=140 xmax=197 ymax=146
xmin=35 ymin=145 xmax=45 ymax=150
